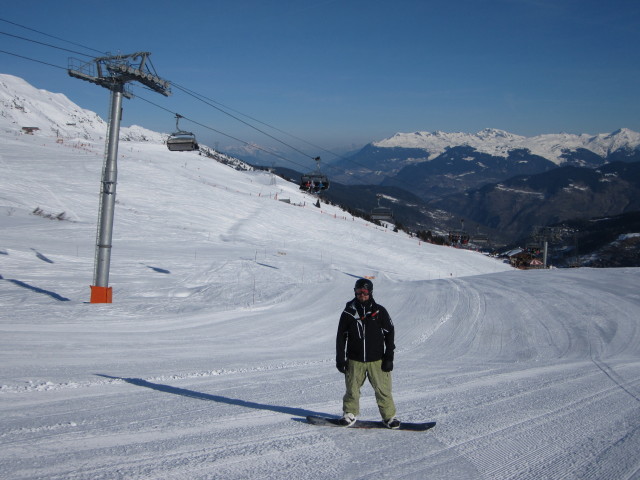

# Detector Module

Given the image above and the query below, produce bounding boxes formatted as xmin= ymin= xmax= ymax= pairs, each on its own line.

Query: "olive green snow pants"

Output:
xmin=343 ymin=359 xmax=396 ymax=420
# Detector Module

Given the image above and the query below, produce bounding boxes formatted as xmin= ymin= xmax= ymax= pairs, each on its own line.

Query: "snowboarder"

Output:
xmin=336 ymin=278 xmax=400 ymax=428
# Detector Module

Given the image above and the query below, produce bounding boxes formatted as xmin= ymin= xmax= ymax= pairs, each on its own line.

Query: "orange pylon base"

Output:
xmin=90 ymin=285 xmax=113 ymax=303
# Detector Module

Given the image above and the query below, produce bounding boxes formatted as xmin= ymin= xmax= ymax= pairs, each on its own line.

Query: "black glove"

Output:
xmin=336 ymin=359 xmax=347 ymax=373
xmin=381 ymin=358 xmax=393 ymax=372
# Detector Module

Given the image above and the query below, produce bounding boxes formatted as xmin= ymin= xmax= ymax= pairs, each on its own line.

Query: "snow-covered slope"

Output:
xmin=374 ymin=127 xmax=640 ymax=164
xmin=0 ymin=73 xmax=163 ymax=142
xmin=1 ymin=74 xmax=640 ymax=480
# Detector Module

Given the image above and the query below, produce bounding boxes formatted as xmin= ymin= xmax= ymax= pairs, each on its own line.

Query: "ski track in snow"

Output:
xmin=1 ymin=77 xmax=640 ymax=479
xmin=2 ymin=269 xmax=639 ymax=479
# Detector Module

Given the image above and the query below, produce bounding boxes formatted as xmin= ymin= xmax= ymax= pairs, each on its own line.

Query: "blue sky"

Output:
xmin=2 ymin=0 xmax=640 ymax=165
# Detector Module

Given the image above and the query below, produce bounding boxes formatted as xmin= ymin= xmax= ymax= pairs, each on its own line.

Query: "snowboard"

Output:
xmin=306 ymin=415 xmax=436 ymax=431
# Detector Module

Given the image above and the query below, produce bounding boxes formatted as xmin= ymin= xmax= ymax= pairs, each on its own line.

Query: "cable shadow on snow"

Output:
xmin=146 ymin=265 xmax=171 ymax=274
xmin=255 ymin=262 xmax=279 ymax=269
xmin=31 ymin=248 xmax=54 ymax=264
xmin=588 ymin=324 xmax=640 ymax=404
xmin=95 ymin=374 xmax=329 ymax=420
xmin=339 ymin=271 xmax=366 ymax=280
xmin=0 ymin=274 xmax=70 ymax=301
xmin=590 ymin=358 xmax=640 ymax=404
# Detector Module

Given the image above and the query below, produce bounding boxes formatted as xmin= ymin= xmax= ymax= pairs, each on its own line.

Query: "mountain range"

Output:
xmin=322 ymin=126 xmax=640 ymax=252
xmin=374 ymin=128 xmax=640 ymax=165
xmin=430 ymin=161 xmax=640 ymax=244
xmin=331 ymin=128 xmax=640 ymax=201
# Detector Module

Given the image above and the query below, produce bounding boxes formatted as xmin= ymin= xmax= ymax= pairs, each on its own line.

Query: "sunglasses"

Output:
xmin=354 ymin=288 xmax=370 ymax=295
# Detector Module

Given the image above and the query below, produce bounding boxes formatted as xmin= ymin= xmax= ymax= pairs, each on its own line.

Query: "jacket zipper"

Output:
xmin=357 ymin=317 xmax=366 ymax=361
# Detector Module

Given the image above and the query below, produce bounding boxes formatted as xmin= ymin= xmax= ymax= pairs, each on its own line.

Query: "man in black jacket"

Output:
xmin=336 ymin=278 xmax=400 ymax=428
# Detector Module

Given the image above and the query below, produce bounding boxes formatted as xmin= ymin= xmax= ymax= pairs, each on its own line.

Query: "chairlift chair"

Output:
xmin=449 ymin=230 xmax=469 ymax=245
xmin=167 ymin=114 xmax=199 ymax=152
xmin=371 ymin=207 xmax=394 ymax=222
xmin=370 ymin=194 xmax=394 ymax=222
xmin=300 ymin=157 xmax=329 ymax=192
xmin=472 ymin=233 xmax=489 ymax=245
xmin=299 ymin=174 xmax=311 ymax=190
xmin=526 ymin=242 xmax=541 ymax=254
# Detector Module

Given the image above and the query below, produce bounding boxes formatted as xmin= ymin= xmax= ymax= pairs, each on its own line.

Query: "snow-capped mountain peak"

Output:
xmin=373 ymin=127 xmax=640 ymax=165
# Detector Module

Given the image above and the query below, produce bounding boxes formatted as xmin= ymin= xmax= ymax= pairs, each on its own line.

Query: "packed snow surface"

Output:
xmin=2 ymin=74 xmax=640 ymax=479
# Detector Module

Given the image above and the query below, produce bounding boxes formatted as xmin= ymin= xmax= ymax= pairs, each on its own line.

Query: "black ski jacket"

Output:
xmin=336 ymin=297 xmax=395 ymax=364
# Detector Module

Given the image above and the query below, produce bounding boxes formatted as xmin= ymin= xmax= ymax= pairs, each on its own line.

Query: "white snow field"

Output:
xmin=2 ymin=78 xmax=640 ymax=479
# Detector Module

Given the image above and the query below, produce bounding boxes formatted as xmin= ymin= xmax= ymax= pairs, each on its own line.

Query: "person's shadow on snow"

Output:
xmin=95 ymin=374 xmax=330 ymax=421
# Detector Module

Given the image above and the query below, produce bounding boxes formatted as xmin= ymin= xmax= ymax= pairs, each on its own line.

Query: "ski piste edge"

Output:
xmin=305 ymin=415 xmax=436 ymax=431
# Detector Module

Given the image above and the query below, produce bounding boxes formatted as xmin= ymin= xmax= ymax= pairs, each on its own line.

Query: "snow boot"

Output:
xmin=339 ymin=412 xmax=356 ymax=427
xmin=383 ymin=417 xmax=401 ymax=429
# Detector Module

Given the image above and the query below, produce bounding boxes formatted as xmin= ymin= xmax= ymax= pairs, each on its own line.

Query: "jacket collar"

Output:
xmin=351 ymin=297 xmax=377 ymax=317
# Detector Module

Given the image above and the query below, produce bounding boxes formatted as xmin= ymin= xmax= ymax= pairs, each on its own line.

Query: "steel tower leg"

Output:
xmin=90 ymin=85 xmax=123 ymax=303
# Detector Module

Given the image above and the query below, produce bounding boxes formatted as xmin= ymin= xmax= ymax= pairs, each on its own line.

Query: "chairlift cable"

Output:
xmin=174 ymin=87 xmax=426 ymax=192
xmin=168 ymin=88 xmax=426 ymax=192
xmin=172 ymin=83 xmax=315 ymax=160
xmin=0 ymin=49 xmax=68 ymax=71
xmin=0 ymin=16 xmax=106 ymax=55
xmin=2 ymin=41 xmax=422 ymax=194
xmin=0 ymin=24 xmax=319 ymax=163
xmin=171 ymin=82 xmax=342 ymax=161
xmin=0 ymin=30 xmax=97 ymax=58
xmin=2 ymin=40 xmax=423 ymax=194
xmin=133 ymin=92 xmax=312 ymax=170
xmin=0 ymin=17 xmax=418 ymax=192
xmin=1 ymin=18 xmax=428 ymax=195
